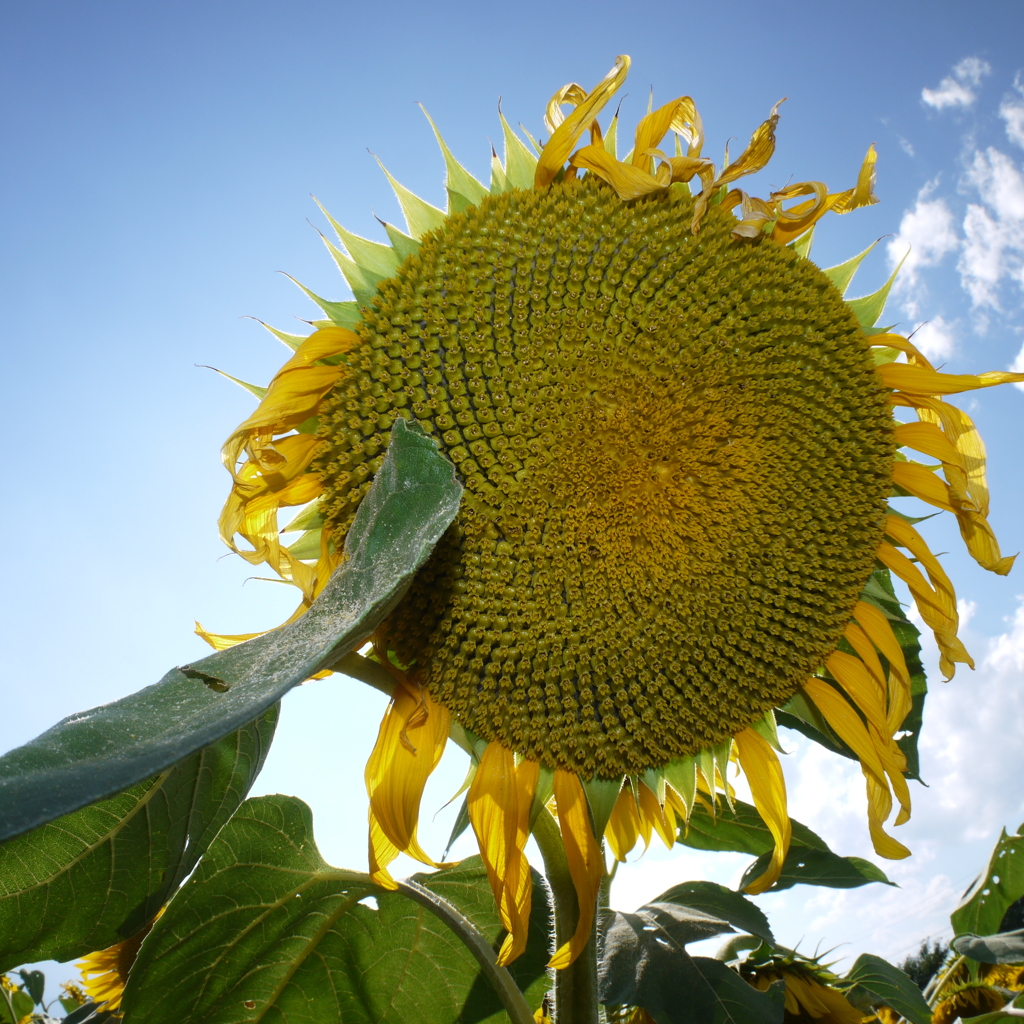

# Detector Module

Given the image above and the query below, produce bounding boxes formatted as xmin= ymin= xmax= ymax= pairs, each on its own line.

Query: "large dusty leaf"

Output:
xmin=738 ymin=848 xmax=893 ymax=893
xmin=680 ymin=799 xmax=890 ymax=893
xmin=599 ymin=902 xmax=783 ymax=1024
xmin=653 ymin=882 xmax=774 ymax=944
xmin=0 ymin=709 xmax=276 ymax=971
xmin=952 ymin=929 xmax=1024 ymax=965
xmin=952 ymin=825 xmax=1024 ymax=939
xmin=679 ymin=799 xmax=829 ymax=857
xmin=121 ymin=795 xmax=550 ymax=1024
xmin=843 ymin=954 xmax=931 ymax=1024
xmin=0 ymin=419 xmax=461 ymax=841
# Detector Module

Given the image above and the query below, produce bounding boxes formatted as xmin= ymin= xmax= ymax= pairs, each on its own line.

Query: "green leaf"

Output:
xmin=0 ymin=711 xmax=275 ymax=971
xmin=0 ymin=419 xmax=462 ymax=841
xmin=654 ymin=881 xmax=774 ymax=944
xmin=599 ymin=904 xmax=784 ymax=1024
xmin=953 ymin=826 xmax=1024 ymax=938
xmin=121 ymin=795 xmax=550 ymax=1024
xmin=844 ymin=953 xmax=932 ymax=1024
xmin=17 ymin=969 xmax=44 ymax=1005
xmin=679 ymin=798 xmax=829 ymax=857
xmin=739 ymin=848 xmax=893 ymax=893
xmin=952 ymin=929 xmax=1024 ymax=964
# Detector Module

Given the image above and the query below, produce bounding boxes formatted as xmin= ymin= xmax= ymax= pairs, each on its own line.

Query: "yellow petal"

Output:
xmin=637 ymin=780 xmax=676 ymax=850
xmin=825 ymin=650 xmax=888 ymax=736
xmin=733 ymin=727 xmax=791 ymax=894
xmin=892 ymin=461 xmax=956 ymax=513
xmin=467 ymin=742 xmax=539 ymax=965
xmin=876 ymin=362 xmax=1024 ymax=396
xmin=632 ymin=97 xmax=701 ymax=172
xmin=544 ymin=82 xmax=588 ymax=134
xmin=852 ymin=601 xmax=912 ymax=732
xmin=365 ymin=681 xmax=450 ymax=887
xmin=569 ymin=144 xmax=668 ymax=200
xmin=833 ymin=144 xmax=880 ymax=213
xmin=605 ymin=785 xmax=641 ymax=862
xmin=548 ymin=770 xmax=604 ymax=969
xmin=894 ymin=421 xmax=966 ymax=468
xmin=535 ymin=57 xmax=630 ymax=189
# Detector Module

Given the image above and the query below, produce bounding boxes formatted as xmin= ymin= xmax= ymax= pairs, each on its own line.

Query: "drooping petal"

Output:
xmin=605 ymin=785 xmax=642 ymax=862
xmin=535 ymin=57 xmax=630 ymax=189
xmin=733 ymin=727 xmax=791 ymax=894
xmin=365 ymin=680 xmax=450 ymax=888
xmin=852 ymin=601 xmax=912 ymax=731
xmin=467 ymin=742 xmax=539 ymax=965
xmin=637 ymin=779 xmax=676 ymax=850
xmin=549 ymin=769 xmax=604 ymax=969
xmin=876 ymin=363 xmax=1024 ymax=396
xmin=569 ymin=144 xmax=668 ymax=200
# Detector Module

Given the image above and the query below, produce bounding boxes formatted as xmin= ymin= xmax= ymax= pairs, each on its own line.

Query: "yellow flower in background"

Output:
xmin=211 ymin=57 xmax=1023 ymax=967
xmin=76 ymin=922 xmax=153 ymax=1011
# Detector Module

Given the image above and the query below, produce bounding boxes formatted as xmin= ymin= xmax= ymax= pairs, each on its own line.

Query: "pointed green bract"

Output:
xmin=823 ymin=238 xmax=879 ymax=296
xmin=374 ymin=155 xmax=447 ymax=238
xmin=847 ymin=250 xmax=907 ymax=327
xmin=382 ymin=220 xmax=421 ymax=262
xmin=499 ymin=106 xmax=537 ymax=190
xmin=314 ymin=198 xmax=402 ymax=280
xmin=248 ymin=318 xmax=306 ymax=352
xmin=584 ymin=776 xmax=623 ymax=838
xmin=788 ymin=225 xmax=814 ymax=259
xmin=420 ymin=104 xmax=489 ymax=206
xmin=489 ymin=146 xmax=508 ymax=194
xmin=282 ymin=499 xmax=325 ymax=534
xmin=202 ymin=367 xmax=267 ymax=400
xmin=287 ymin=529 xmax=323 ymax=561
xmin=605 ymin=113 xmax=619 ymax=158
xmin=663 ymin=756 xmax=697 ymax=812
xmin=320 ymin=234 xmax=387 ymax=307
xmin=281 ymin=273 xmax=362 ymax=327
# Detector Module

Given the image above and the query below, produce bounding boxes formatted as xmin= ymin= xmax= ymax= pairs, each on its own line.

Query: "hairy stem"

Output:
xmin=534 ymin=809 xmax=601 ymax=1024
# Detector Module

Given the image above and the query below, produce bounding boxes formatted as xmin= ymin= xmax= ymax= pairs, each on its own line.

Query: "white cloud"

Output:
xmin=899 ymin=136 xmax=916 ymax=157
xmin=959 ymin=147 xmax=1024 ymax=307
xmin=1000 ymin=74 xmax=1024 ymax=149
xmin=909 ymin=317 xmax=957 ymax=361
xmin=887 ymin=182 xmax=959 ymax=316
xmin=1010 ymin=340 xmax=1024 ymax=390
xmin=923 ymin=57 xmax=992 ymax=110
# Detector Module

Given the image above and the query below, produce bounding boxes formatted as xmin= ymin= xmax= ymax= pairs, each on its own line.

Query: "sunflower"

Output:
xmin=211 ymin=57 xmax=1023 ymax=968
xmin=742 ymin=959 xmax=865 ymax=1024
xmin=76 ymin=916 xmax=157 ymax=1013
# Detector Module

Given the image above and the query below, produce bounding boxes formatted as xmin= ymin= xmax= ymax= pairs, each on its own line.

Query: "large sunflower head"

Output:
xmin=212 ymin=57 xmax=1023 ymax=967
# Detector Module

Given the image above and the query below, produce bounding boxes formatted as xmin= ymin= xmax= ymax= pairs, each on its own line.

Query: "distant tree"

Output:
xmin=900 ymin=939 xmax=950 ymax=990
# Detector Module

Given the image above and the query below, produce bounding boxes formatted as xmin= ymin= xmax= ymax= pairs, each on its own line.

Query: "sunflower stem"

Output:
xmin=534 ymin=809 xmax=601 ymax=1024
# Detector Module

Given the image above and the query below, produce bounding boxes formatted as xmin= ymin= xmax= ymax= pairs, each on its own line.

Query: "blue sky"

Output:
xmin=3 ymin=0 xmax=1024 ymax=990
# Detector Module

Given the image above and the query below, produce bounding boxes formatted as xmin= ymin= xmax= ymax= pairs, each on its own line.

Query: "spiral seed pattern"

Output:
xmin=312 ymin=177 xmax=894 ymax=776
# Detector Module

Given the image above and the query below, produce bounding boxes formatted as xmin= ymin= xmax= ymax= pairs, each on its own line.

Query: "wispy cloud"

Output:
xmin=1000 ymin=74 xmax=1024 ymax=149
xmin=959 ymin=146 xmax=1024 ymax=307
xmin=922 ymin=57 xmax=992 ymax=110
xmin=887 ymin=181 xmax=959 ymax=317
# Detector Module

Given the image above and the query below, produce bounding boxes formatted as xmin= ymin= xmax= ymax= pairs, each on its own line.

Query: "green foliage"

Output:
xmin=953 ymin=824 xmax=1024 ymax=937
xmin=952 ymin=929 xmax=1024 ymax=964
xmin=898 ymin=938 xmax=949 ymax=990
xmin=121 ymin=795 xmax=550 ymax=1024
xmin=598 ymin=886 xmax=785 ymax=1024
xmin=843 ymin=953 xmax=933 ymax=1024
xmin=0 ymin=713 xmax=275 ymax=971
xmin=679 ymin=798 xmax=892 ymax=892
xmin=0 ymin=419 xmax=462 ymax=843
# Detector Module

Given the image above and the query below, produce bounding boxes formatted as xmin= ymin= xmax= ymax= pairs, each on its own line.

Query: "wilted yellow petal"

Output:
xmin=734 ymin=727 xmax=791 ymax=894
xmin=892 ymin=461 xmax=956 ymax=513
xmin=468 ymin=742 xmax=539 ymax=965
xmin=877 ymin=362 xmax=1024 ymax=396
xmin=548 ymin=770 xmax=603 ymax=969
xmin=535 ymin=57 xmax=630 ymax=189
xmin=365 ymin=681 xmax=450 ymax=887
xmin=544 ymin=82 xmax=589 ymax=134
xmin=605 ymin=785 xmax=641 ymax=862
xmin=570 ymin=144 xmax=667 ymax=200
